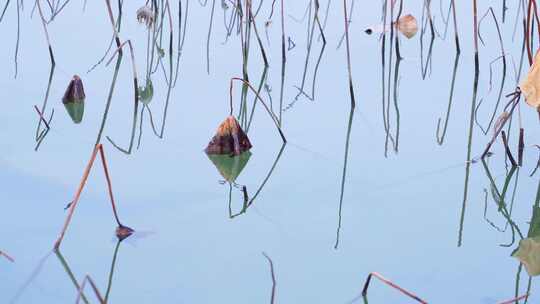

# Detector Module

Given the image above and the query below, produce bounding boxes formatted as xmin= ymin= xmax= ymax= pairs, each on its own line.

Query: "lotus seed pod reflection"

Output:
xmin=62 ymin=75 xmax=85 ymax=124
xmin=207 ymin=151 xmax=251 ymax=183
xmin=205 ymin=116 xmax=252 ymax=156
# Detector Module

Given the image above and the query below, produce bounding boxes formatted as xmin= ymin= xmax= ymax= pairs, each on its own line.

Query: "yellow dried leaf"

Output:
xmin=395 ymin=14 xmax=418 ymax=39
xmin=519 ymin=50 xmax=540 ymax=111
xmin=513 ymin=237 xmax=540 ymax=276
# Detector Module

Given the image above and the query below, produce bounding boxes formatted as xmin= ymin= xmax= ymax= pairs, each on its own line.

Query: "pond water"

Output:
xmin=1 ymin=0 xmax=539 ymax=303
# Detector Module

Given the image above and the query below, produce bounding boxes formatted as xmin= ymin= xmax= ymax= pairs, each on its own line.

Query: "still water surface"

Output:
xmin=1 ymin=0 xmax=539 ymax=303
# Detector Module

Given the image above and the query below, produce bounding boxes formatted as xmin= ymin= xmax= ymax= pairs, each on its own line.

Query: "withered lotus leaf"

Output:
xmin=511 ymin=205 xmax=540 ymax=276
xmin=205 ymin=116 xmax=252 ymax=156
xmin=512 ymin=236 xmax=540 ymax=276
xmin=395 ymin=14 xmax=418 ymax=39
xmin=62 ymin=75 xmax=86 ymax=124
xmin=519 ymin=50 xmax=540 ymax=111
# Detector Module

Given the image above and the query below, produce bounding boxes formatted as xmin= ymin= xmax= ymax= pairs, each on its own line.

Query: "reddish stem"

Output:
xmin=54 ymin=144 xmax=128 ymax=250
xmin=361 ymin=272 xmax=427 ymax=304
xmin=497 ymin=294 xmax=529 ymax=304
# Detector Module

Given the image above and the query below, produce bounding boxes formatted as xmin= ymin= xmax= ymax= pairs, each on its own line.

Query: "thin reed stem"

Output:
xmin=262 ymin=252 xmax=276 ymax=304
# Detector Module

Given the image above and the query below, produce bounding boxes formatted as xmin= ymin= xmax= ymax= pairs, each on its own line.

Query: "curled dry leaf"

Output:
xmin=395 ymin=14 xmax=418 ymax=39
xmin=513 ymin=237 xmax=540 ymax=276
xmin=519 ymin=50 xmax=540 ymax=111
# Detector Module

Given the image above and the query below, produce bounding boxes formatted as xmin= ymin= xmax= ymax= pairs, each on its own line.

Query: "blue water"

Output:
xmin=1 ymin=1 xmax=539 ymax=303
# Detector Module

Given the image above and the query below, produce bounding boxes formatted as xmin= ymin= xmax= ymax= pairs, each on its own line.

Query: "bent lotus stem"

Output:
xmin=94 ymin=0 xmax=132 ymax=147
xmin=104 ymin=0 xmax=122 ymax=50
xmin=229 ymin=143 xmax=286 ymax=218
xmin=148 ymin=0 xmax=176 ymax=140
xmin=55 ymin=250 xmax=91 ymax=304
xmin=35 ymin=0 xmax=55 ymax=65
xmin=361 ymin=272 xmax=427 ymax=304
xmin=75 ymin=275 xmax=105 ymax=304
xmin=435 ymin=52 xmax=460 ymax=145
xmin=104 ymin=40 xmax=140 ymax=154
xmin=229 ymin=77 xmax=286 ymax=143
xmin=54 ymin=144 xmax=131 ymax=250
xmin=34 ymin=106 xmax=54 ymax=151
xmin=33 ymin=2 xmax=56 ymax=151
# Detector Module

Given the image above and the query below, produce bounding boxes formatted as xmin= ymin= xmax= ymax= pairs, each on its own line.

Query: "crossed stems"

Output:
xmin=229 ymin=77 xmax=286 ymax=143
xmin=34 ymin=0 xmax=56 ymax=151
xmin=75 ymin=275 xmax=105 ymax=304
xmin=33 ymin=105 xmax=54 ymax=151
xmin=103 ymin=40 xmax=140 ymax=155
xmin=229 ymin=143 xmax=286 ymax=219
xmin=481 ymin=89 xmax=522 ymax=160
xmin=54 ymin=144 xmax=132 ymax=250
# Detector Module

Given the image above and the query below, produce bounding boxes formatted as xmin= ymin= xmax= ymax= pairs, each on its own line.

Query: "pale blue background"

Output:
xmin=1 ymin=1 xmax=539 ymax=303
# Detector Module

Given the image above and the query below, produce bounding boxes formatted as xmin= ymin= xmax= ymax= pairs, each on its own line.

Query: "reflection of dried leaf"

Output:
xmin=513 ymin=237 xmax=540 ymax=276
xmin=395 ymin=14 xmax=418 ymax=39
xmin=205 ymin=116 xmax=252 ymax=155
xmin=136 ymin=6 xmax=154 ymax=28
xmin=519 ymin=50 xmax=540 ymax=111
